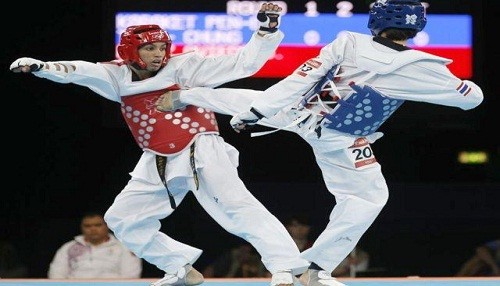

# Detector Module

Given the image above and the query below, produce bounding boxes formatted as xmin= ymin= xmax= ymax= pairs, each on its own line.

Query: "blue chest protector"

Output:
xmin=323 ymin=82 xmax=404 ymax=136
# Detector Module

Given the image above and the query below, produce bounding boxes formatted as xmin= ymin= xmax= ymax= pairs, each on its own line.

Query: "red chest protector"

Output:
xmin=120 ymin=85 xmax=219 ymax=155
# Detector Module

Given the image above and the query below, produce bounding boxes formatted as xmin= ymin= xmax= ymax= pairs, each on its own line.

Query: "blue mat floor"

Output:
xmin=0 ymin=278 xmax=499 ymax=286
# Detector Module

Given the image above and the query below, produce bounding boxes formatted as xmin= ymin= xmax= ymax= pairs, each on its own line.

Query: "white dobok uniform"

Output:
xmin=176 ymin=32 xmax=484 ymax=273
xmin=31 ymin=31 xmax=310 ymax=275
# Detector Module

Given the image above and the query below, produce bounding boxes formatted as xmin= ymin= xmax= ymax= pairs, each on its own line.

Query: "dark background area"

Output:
xmin=2 ymin=0 xmax=498 ymax=279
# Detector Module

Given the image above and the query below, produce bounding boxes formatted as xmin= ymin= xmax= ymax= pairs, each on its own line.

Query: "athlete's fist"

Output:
xmin=10 ymin=57 xmax=45 ymax=73
xmin=229 ymin=108 xmax=264 ymax=133
xmin=155 ymin=90 xmax=186 ymax=112
xmin=257 ymin=3 xmax=282 ymax=34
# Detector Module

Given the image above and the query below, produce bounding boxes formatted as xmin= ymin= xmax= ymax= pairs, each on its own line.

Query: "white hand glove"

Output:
xmin=230 ymin=108 xmax=265 ymax=133
xmin=10 ymin=57 xmax=45 ymax=73
xmin=257 ymin=3 xmax=282 ymax=34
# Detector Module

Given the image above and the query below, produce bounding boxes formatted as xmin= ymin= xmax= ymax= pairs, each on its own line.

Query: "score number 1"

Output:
xmin=305 ymin=1 xmax=354 ymax=17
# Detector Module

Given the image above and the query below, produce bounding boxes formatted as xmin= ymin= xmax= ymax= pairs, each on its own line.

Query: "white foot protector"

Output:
xmin=299 ymin=269 xmax=346 ymax=286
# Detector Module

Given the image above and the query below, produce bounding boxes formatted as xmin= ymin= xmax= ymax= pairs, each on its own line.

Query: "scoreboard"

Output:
xmin=112 ymin=1 xmax=474 ymax=79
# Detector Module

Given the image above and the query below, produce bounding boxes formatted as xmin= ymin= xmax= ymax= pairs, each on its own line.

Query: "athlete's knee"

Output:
xmin=374 ymin=184 xmax=389 ymax=208
xmin=357 ymin=185 xmax=389 ymax=218
xmin=371 ymin=191 xmax=388 ymax=219
xmin=103 ymin=204 xmax=117 ymax=222
xmin=369 ymin=176 xmax=389 ymax=208
xmin=217 ymin=200 xmax=267 ymax=233
xmin=103 ymin=205 xmax=130 ymax=235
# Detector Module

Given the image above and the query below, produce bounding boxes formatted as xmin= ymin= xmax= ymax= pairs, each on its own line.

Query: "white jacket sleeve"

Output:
xmin=175 ymin=31 xmax=284 ymax=88
xmin=48 ymin=243 xmax=71 ymax=279
xmin=179 ymin=87 xmax=264 ymax=116
xmin=381 ymin=62 xmax=484 ymax=110
xmin=33 ymin=60 xmax=121 ymax=102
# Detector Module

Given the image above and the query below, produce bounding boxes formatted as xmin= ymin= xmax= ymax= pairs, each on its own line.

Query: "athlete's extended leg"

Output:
xmin=104 ymin=152 xmax=202 ymax=275
xmin=300 ymin=138 xmax=388 ymax=286
xmin=191 ymin=135 xmax=309 ymax=283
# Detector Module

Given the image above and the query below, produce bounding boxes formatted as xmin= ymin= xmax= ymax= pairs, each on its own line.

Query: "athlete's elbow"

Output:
xmin=461 ymin=80 xmax=484 ymax=110
xmin=238 ymin=65 xmax=260 ymax=77
xmin=459 ymin=92 xmax=483 ymax=110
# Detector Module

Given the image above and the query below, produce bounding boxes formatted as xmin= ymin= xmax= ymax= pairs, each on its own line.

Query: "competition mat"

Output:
xmin=0 ymin=277 xmax=499 ymax=286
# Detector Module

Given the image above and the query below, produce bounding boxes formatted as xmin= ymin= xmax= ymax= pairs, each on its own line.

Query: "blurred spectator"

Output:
xmin=331 ymin=246 xmax=369 ymax=277
xmin=0 ymin=240 xmax=28 ymax=278
xmin=285 ymin=214 xmax=313 ymax=252
xmin=456 ymin=239 xmax=500 ymax=276
xmin=48 ymin=211 xmax=142 ymax=279
xmin=202 ymin=242 xmax=270 ymax=278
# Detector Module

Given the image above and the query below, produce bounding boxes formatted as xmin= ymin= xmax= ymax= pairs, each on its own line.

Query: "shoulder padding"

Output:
xmin=350 ymin=32 xmax=452 ymax=75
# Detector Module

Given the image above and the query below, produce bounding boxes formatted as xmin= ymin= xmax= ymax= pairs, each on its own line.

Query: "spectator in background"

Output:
xmin=48 ymin=212 xmax=142 ymax=279
xmin=203 ymin=242 xmax=270 ymax=278
xmin=285 ymin=214 xmax=313 ymax=252
xmin=331 ymin=246 xmax=369 ymax=277
xmin=456 ymin=239 xmax=500 ymax=277
xmin=0 ymin=240 xmax=28 ymax=278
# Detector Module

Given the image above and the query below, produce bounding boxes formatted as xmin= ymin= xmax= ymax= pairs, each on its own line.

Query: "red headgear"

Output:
xmin=117 ymin=25 xmax=172 ymax=69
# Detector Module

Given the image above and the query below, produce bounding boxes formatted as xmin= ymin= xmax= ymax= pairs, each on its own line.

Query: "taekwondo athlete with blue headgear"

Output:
xmin=154 ymin=1 xmax=484 ymax=285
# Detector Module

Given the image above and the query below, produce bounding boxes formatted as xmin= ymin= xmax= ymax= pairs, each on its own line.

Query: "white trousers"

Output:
xmin=300 ymin=135 xmax=389 ymax=273
xmin=104 ymin=134 xmax=309 ymax=275
xmin=260 ymin=110 xmax=390 ymax=273
xmin=178 ymin=87 xmax=389 ymax=274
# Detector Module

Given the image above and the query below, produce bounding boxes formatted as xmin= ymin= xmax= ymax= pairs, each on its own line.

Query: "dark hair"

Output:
xmin=286 ymin=213 xmax=310 ymax=226
xmin=81 ymin=211 xmax=104 ymax=220
xmin=381 ymin=28 xmax=418 ymax=41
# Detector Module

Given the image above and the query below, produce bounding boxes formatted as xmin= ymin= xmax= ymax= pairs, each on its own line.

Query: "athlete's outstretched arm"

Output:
xmin=10 ymin=57 xmax=121 ymax=102
xmin=155 ymin=87 xmax=263 ymax=116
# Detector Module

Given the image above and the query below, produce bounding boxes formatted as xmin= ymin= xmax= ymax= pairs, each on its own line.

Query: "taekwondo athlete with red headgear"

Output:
xmin=10 ymin=3 xmax=310 ymax=286
xmin=154 ymin=1 xmax=484 ymax=285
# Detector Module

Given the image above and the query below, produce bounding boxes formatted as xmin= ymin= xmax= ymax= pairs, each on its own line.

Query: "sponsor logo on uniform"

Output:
xmin=295 ymin=58 xmax=322 ymax=77
xmin=306 ymin=59 xmax=322 ymax=69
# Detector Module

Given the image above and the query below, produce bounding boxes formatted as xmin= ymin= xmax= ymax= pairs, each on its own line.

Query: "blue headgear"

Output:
xmin=368 ymin=0 xmax=427 ymax=36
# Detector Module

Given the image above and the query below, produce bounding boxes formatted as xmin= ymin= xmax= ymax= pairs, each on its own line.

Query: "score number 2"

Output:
xmin=305 ymin=1 xmax=354 ymax=17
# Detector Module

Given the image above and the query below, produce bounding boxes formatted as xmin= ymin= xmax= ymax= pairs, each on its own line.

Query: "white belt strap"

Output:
xmin=250 ymin=112 xmax=313 ymax=137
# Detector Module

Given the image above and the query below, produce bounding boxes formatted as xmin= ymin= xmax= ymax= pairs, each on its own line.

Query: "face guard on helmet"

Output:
xmin=117 ymin=24 xmax=172 ymax=69
xmin=368 ymin=0 xmax=427 ymax=36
